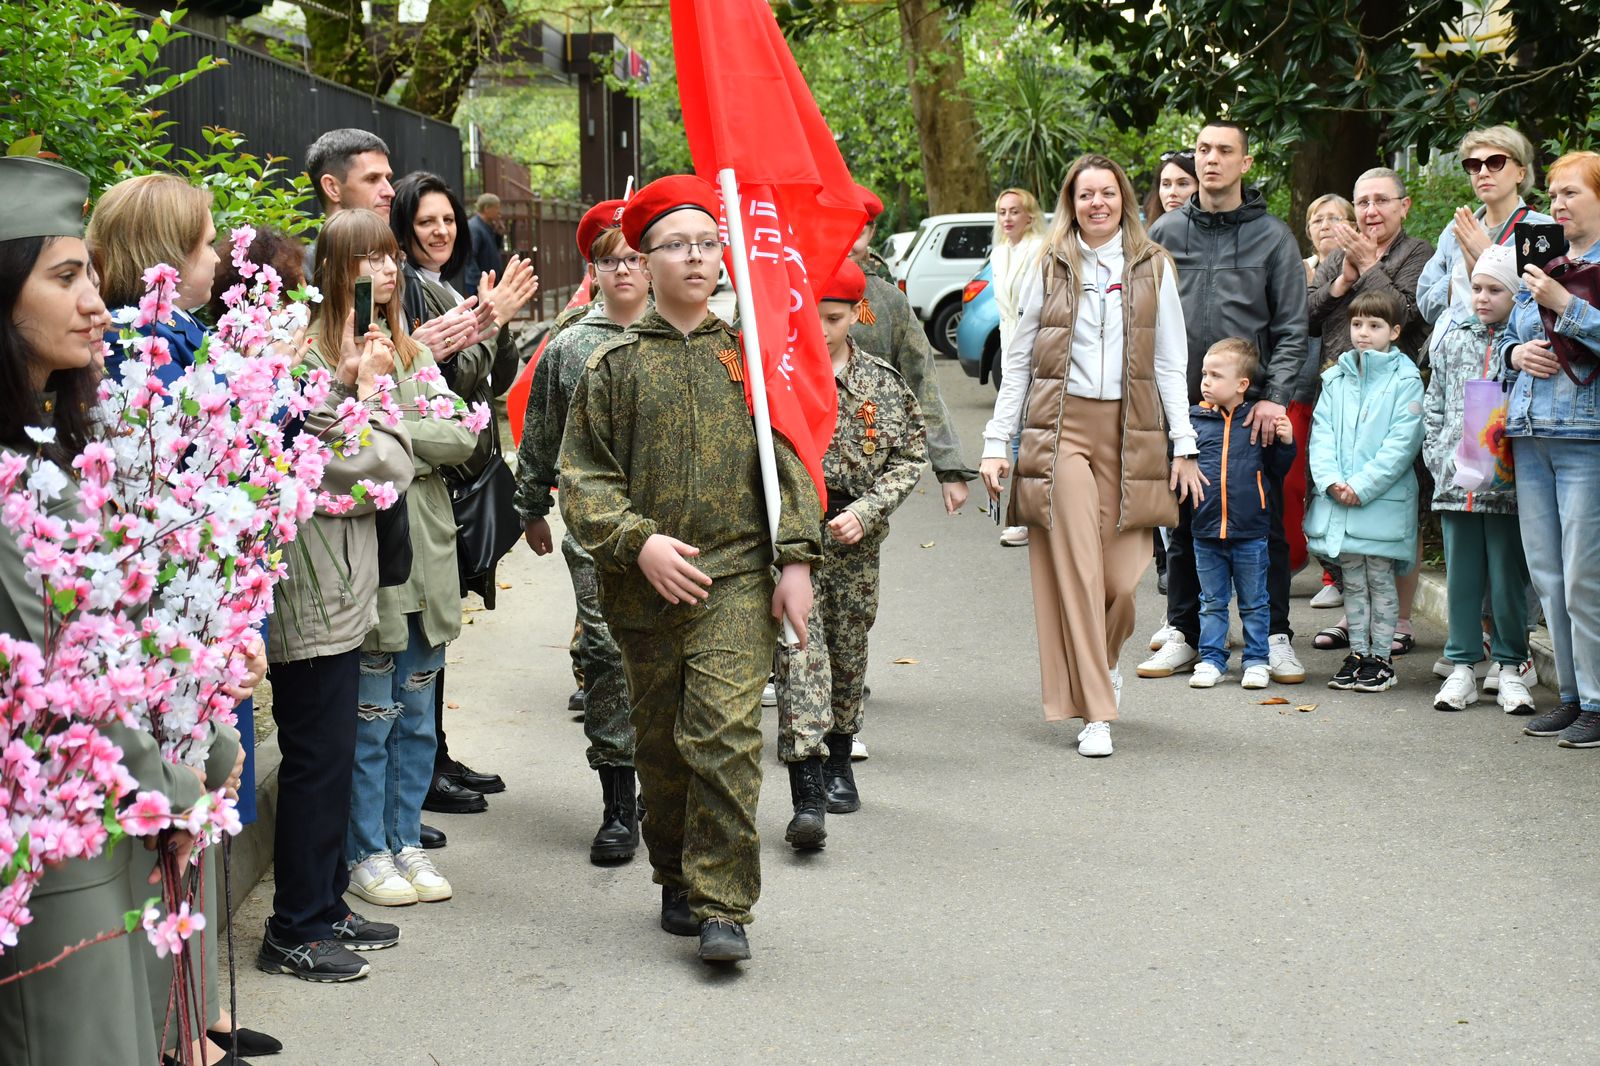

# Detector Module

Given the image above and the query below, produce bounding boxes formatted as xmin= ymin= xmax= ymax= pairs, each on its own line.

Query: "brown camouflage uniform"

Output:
xmin=777 ymin=341 xmax=928 ymax=761
xmin=514 ymin=304 xmax=634 ymax=769
xmin=558 ymin=309 xmax=822 ymax=924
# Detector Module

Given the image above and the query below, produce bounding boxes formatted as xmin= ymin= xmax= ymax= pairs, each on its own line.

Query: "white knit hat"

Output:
xmin=1472 ymin=243 xmax=1520 ymax=292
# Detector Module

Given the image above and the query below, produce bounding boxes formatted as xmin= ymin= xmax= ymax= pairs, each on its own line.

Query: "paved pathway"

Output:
xmin=231 ymin=361 xmax=1600 ymax=1065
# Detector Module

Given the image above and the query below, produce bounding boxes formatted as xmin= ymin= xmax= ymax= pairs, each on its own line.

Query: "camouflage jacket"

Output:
xmin=514 ymin=304 xmax=627 ymax=521
xmin=825 ymin=341 xmax=928 ymax=541
xmin=851 ymin=272 xmax=974 ymax=482
xmin=558 ymin=309 xmax=823 ymax=626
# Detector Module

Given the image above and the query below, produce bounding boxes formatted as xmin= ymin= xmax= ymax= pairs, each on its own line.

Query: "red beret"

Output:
xmin=621 ymin=175 xmax=720 ymax=251
xmin=819 ymin=259 xmax=867 ymax=304
xmin=854 ymin=183 xmax=883 ymax=221
xmin=576 ymin=199 xmax=627 ymax=261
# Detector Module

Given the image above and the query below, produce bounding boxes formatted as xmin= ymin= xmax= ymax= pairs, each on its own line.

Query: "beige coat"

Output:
xmin=1009 ymin=245 xmax=1177 ymax=532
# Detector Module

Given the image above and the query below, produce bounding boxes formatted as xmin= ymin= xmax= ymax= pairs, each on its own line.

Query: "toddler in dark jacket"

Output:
xmin=1188 ymin=338 xmax=1296 ymax=689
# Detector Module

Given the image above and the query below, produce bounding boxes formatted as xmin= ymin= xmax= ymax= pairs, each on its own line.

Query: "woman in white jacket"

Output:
xmin=990 ymin=187 xmax=1047 ymax=547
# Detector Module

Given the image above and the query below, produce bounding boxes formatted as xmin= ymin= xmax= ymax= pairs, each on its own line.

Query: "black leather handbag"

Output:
xmin=375 ymin=493 xmax=413 ymax=587
xmin=447 ymin=435 xmax=520 ymax=595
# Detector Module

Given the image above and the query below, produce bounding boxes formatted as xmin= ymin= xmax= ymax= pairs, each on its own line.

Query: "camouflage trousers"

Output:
xmin=1339 ymin=551 xmax=1400 ymax=658
xmin=612 ymin=569 xmax=775 ymax=924
xmin=776 ymin=533 xmax=882 ymax=762
xmin=562 ymin=534 xmax=634 ymax=769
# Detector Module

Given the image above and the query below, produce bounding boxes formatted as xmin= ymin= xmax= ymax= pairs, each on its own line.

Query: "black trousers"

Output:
xmin=433 ymin=664 xmax=451 ymax=773
xmin=266 ymin=649 xmax=359 ymax=944
xmin=1166 ymin=463 xmax=1293 ymax=645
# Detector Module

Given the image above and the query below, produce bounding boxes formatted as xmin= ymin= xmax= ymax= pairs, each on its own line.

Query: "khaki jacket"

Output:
xmin=1010 ymin=246 xmax=1177 ymax=531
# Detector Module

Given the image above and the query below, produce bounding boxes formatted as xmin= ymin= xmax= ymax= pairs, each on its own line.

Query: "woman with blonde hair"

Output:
xmin=991 ymin=186 xmax=1047 ymax=547
xmin=980 ymin=155 xmax=1203 ymax=757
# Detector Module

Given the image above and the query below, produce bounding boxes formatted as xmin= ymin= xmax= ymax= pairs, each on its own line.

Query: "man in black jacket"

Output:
xmin=1138 ymin=120 xmax=1311 ymax=686
xmin=465 ymin=193 xmax=504 ymax=293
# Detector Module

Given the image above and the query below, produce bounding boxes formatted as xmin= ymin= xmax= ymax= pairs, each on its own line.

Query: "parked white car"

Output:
xmin=880 ymin=231 xmax=915 ymax=273
xmin=893 ymin=212 xmax=994 ymax=356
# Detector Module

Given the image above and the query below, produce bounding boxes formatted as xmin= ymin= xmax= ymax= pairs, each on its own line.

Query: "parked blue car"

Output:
xmin=955 ymin=262 xmax=1002 ymax=390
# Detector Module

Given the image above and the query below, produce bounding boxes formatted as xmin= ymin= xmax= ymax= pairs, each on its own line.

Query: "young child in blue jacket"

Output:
xmin=1305 ymin=290 xmax=1426 ymax=693
xmin=1188 ymin=338 xmax=1297 ymax=689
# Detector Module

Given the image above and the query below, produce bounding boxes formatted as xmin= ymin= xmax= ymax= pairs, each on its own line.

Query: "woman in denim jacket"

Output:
xmin=1500 ymin=151 xmax=1600 ymax=747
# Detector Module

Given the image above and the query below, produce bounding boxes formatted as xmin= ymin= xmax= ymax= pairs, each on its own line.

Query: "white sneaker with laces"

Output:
xmin=1309 ymin=584 xmax=1343 ymax=609
xmin=349 ymin=853 xmax=418 ymax=907
xmin=761 ymin=682 xmax=777 ymax=707
xmin=394 ymin=846 xmax=452 ymax=902
xmin=1189 ymin=662 xmax=1223 ymax=688
xmin=1148 ymin=622 xmax=1182 ymax=651
xmin=1495 ymin=664 xmax=1537 ymax=714
xmin=851 ymin=737 xmax=869 ymax=760
xmin=1485 ymin=654 xmax=1536 ymax=694
xmin=1076 ymin=721 xmax=1112 ymax=758
xmin=1267 ymin=634 xmax=1306 ymax=683
xmin=1433 ymin=664 xmax=1479 ymax=712
xmin=999 ymin=525 xmax=1030 ymax=547
xmin=1137 ymin=638 xmax=1196 ymax=677
xmin=1241 ymin=664 xmax=1271 ymax=689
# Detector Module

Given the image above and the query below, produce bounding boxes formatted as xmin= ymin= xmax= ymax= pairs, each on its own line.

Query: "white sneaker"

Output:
xmin=1267 ymin=634 xmax=1306 ymax=683
xmin=1495 ymin=664 xmax=1537 ymax=714
xmin=349 ymin=852 xmax=418 ymax=907
xmin=1433 ymin=664 xmax=1480 ymax=712
xmin=1148 ymin=622 xmax=1182 ymax=651
xmin=999 ymin=525 xmax=1030 ymax=547
xmin=761 ymin=682 xmax=777 ymax=707
xmin=1435 ymin=657 xmax=1490 ymax=681
xmin=1110 ymin=668 xmax=1123 ymax=709
xmin=1076 ymin=721 xmax=1113 ymax=757
xmin=1309 ymin=584 xmax=1343 ymax=609
xmin=1189 ymin=662 xmax=1223 ymax=688
xmin=1137 ymin=638 xmax=1196 ymax=677
xmin=1484 ymin=654 xmax=1536 ymax=694
xmin=1241 ymin=664 xmax=1271 ymax=689
xmin=394 ymin=846 xmax=452 ymax=902
xmin=851 ymin=737 xmax=869 ymax=760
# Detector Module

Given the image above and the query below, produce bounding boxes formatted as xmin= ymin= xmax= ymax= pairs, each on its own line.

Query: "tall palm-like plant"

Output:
xmin=973 ymin=59 xmax=1088 ymax=201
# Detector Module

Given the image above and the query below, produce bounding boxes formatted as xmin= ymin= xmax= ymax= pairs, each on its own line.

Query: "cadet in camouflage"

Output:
xmin=558 ymin=177 xmax=820 ymax=954
xmin=777 ymin=259 xmax=927 ymax=850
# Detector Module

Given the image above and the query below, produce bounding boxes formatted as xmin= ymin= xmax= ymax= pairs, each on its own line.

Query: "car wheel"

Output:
xmin=929 ymin=300 xmax=962 ymax=358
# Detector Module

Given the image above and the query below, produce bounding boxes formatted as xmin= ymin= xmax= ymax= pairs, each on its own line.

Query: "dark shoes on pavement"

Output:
xmin=423 ymin=770 xmax=488 ymax=814
xmin=660 ymin=886 xmax=697 ymax=937
xmin=785 ymin=758 xmax=827 ymax=850
xmin=419 ymin=823 xmax=446 ymax=849
xmin=569 ymin=688 xmax=586 ymax=721
xmin=1328 ymin=654 xmax=1362 ymax=690
xmin=333 ymin=910 xmax=402 ymax=951
xmin=1353 ymin=656 xmax=1397 ymax=693
xmin=591 ymin=766 xmax=640 ymax=864
xmin=438 ymin=758 xmax=505 ymax=795
xmin=698 ymin=917 xmax=751 ymax=963
xmin=822 ymin=733 xmax=860 ymax=814
xmin=207 ymin=1027 xmax=282 ymax=1058
xmin=256 ymin=927 xmax=370 ymax=983
xmin=1525 ymin=701 xmax=1582 ymax=737
xmin=1557 ymin=709 xmax=1600 ymax=748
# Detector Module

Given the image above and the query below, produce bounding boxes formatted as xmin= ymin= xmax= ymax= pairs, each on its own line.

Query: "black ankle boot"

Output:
xmin=823 ymin=733 xmax=860 ymax=814
xmin=784 ymin=758 xmax=827 ymax=850
xmin=590 ymin=766 xmax=639 ymax=864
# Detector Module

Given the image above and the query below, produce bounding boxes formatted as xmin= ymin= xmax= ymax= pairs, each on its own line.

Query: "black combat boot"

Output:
xmin=822 ymin=732 xmax=860 ymax=814
xmin=784 ymin=758 xmax=827 ymax=850
xmin=698 ymin=917 xmax=751 ymax=963
xmin=590 ymin=766 xmax=640 ymax=865
xmin=660 ymin=886 xmax=696 ymax=936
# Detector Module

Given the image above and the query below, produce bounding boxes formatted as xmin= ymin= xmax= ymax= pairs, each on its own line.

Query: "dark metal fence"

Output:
xmin=481 ymin=150 xmax=587 ymax=321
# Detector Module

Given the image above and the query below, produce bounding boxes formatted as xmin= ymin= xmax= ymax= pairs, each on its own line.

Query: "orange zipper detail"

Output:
xmin=1219 ymin=408 xmax=1231 ymax=538
xmin=1257 ymin=469 xmax=1266 ymax=509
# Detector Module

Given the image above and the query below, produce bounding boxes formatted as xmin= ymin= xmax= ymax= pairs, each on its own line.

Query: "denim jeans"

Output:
xmin=1194 ymin=536 xmax=1270 ymax=672
xmin=347 ymin=615 xmax=446 ymax=863
xmin=1514 ymin=436 xmax=1600 ymax=711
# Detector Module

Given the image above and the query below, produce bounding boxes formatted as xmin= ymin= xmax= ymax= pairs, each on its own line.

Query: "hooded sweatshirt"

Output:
xmin=1148 ymin=188 xmax=1309 ymax=407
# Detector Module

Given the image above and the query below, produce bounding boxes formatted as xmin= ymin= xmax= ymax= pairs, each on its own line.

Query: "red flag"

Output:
xmin=507 ymin=274 xmax=594 ymax=448
xmin=672 ymin=0 xmax=866 ymax=503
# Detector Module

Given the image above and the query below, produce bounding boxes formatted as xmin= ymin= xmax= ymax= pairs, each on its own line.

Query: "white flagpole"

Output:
xmin=717 ymin=167 xmax=799 ymax=646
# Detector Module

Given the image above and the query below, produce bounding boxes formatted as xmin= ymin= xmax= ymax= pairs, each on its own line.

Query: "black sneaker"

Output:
xmin=1328 ymin=654 xmax=1362 ymax=690
xmin=697 ymin=917 xmax=751 ymax=963
xmin=332 ymin=911 xmax=401 ymax=951
xmin=257 ymin=927 xmax=370 ymax=982
xmin=1525 ymin=701 xmax=1581 ymax=737
xmin=1353 ymin=656 xmax=1396 ymax=693
xmin=660 ymin=886 xmax=696 ymax=937
xmin=1557 ymin=710 xmax=1600 ymax=748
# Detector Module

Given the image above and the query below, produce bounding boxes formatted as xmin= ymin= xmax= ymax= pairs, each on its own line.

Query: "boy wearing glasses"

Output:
xmin=559 ymin=175 xmax=821 ymax=964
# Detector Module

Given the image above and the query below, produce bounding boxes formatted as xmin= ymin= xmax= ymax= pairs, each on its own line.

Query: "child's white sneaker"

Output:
xmin=1495 ymin=664 xmax=1537 ymax=715
xmin=1189 ymin=662 xmax=1223 ymax=688
xmin=1433 ymin=664 xmax=1479 ymax=712
xmin=1241 ymin=664 xmax=1271 ymax=689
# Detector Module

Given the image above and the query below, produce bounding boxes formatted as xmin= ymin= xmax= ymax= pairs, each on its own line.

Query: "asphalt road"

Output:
xmin=232 ymin=358 xmax=1600 ymax=1065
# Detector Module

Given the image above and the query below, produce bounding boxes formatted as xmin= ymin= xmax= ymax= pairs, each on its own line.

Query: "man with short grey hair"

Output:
xmin=466 ymin=192 xmax=504 ymax=292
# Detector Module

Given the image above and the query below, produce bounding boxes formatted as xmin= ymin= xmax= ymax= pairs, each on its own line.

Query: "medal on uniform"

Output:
xmin=857 ymin=399 xmax=877 ymax=455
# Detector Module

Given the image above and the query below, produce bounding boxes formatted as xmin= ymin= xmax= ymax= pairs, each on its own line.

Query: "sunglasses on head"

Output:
xmin=1161 ymin=150 xmax=1195 ymax=163
xmin=1461 ymin=153 xmax=1514 ymax=176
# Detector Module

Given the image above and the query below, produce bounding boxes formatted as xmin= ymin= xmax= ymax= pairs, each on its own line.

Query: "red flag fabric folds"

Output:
xmin=672 ymin=0 xmax=866 ymax=502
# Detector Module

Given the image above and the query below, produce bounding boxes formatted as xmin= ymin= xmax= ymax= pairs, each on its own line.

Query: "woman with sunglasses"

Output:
xmin=1418 ymin=126 xmax=1552 ymax=347
xmin=1142 ymin=149 xmax=1198 ymax=224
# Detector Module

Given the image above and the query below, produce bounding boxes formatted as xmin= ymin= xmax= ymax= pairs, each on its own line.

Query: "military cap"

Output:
xmin=622 ymin=175 xmax=720 ymax=251
xmin=819 ymin=259 xmax=866 ymax=304
xmin=853 ymin=183 xmax=883 ymax=221
xmin=576 ymin=198 xmax=627 ymax=261
xmin=0 ymin=157 xmax=90 ymax=242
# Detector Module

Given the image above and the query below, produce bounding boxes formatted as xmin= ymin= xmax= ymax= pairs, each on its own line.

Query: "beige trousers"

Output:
xmin=1026 ymin=395 xmax=1152 ymax=723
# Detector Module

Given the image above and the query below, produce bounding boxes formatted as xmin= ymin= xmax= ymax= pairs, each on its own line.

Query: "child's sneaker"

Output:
xmin=1328 ymin=654 xmax=1362 ymax=690
xmin=1433 ymin=663 xmax=1479 ymax=711
xmin=1189 ymin=662 xmax=1223 ymax=688
xmin=1495 ymin=663 xmax=1537 ymax=715
xmin=1485 ymin=654 xmax=1537 ymax=694
xmin=1241 ymin=664 xmax=1270 ymax=689
xmin=1353 ymin=656 xmax=1397 ymax=692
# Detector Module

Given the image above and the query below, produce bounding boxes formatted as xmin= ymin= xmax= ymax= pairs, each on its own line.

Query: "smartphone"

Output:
xmin=353 ymin=276 xmax=374 ymax=337
xmin=1515 ymin=222 xmax=1568 ymax=276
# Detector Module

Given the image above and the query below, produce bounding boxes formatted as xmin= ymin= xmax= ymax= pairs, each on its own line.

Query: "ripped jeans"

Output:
xmin=347 ymin=614 xmax=446 ymax=865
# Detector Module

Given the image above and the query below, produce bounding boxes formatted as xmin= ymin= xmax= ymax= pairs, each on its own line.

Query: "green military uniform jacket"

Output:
xmin=557 ymin=310 xmax=822 ymax=629
xmin=825 ymin=341 xmax=929 ymax=539
xmin=851 ymin=269 xmax=974 ymax=483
